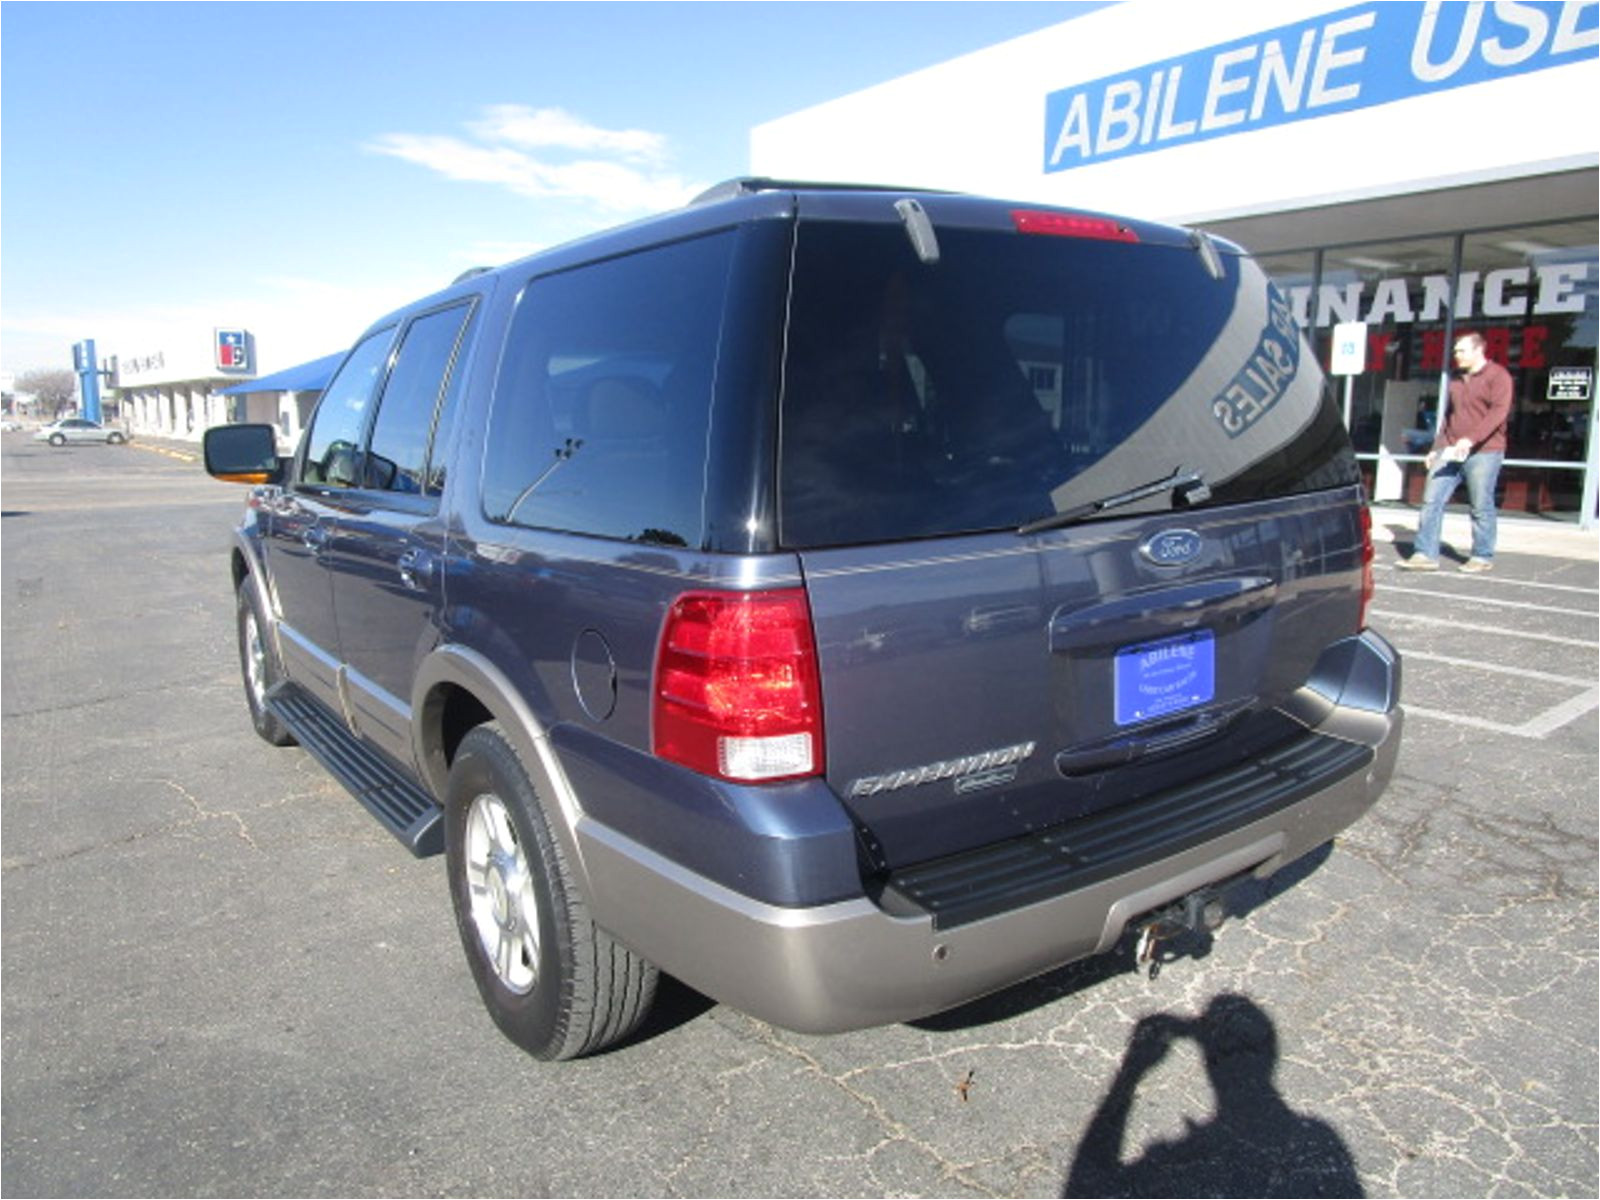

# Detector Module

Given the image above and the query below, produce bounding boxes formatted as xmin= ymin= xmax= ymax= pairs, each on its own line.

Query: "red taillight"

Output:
xmin=653 ymin=589 xmax=824 ymax=783
xmin=1358 ymin=506 xmax=1376 ymax=631
xmin=1012 ymin=209 xmax=1139 ymax=243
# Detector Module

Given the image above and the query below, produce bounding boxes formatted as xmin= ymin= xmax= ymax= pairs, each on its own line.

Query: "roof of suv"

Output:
xmin=367 ymin=179 xmax=1243 ymax=348
xmin=689 ymin=176 xmax=953 ymax=205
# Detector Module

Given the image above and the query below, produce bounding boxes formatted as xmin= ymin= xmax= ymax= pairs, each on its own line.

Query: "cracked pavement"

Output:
xmin=3 ymin=437 xmax=1595 ymax=1197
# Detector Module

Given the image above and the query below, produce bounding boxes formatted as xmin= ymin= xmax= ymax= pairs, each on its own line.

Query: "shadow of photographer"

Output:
xmin=1063 ymin=993 xmax=1362 ymax=1197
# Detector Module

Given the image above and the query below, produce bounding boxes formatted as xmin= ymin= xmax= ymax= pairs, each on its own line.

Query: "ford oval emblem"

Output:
xmin=1140 ymin=528 xmax=1203 ymax=567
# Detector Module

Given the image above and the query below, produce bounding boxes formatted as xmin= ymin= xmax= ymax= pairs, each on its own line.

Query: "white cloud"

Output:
xmin=468 ymin=105 xmax=668 ymax=164
xmin=366 ymin=105 xmax=704 ymax=213
xmin=365 ymin=135 xmax=547 ymax=192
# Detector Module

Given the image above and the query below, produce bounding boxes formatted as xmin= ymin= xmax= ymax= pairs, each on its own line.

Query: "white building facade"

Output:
xmin=753 ymin=0 xmax=1599 ymax=522
xmin=113 ymin=328 xmax=258 ymax=442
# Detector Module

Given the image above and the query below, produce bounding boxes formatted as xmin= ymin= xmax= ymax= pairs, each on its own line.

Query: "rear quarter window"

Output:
xmin=482 ymin=232 xmax=737 ymax=548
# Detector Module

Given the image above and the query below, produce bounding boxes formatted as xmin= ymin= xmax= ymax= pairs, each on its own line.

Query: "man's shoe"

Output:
xmin=1396 ymin=554 xmax=1439 ymax=571
xmin=1460 ymin=557 xmax=1494 ymax=573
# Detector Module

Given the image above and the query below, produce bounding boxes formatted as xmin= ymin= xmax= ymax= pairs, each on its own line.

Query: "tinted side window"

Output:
xmin=302 ymin=330 xmax=394 ymax=487
xmin=483 ymin=231 xmax=735 ymax=547
xmin=423 ymin=319 xmax=470 ymax=497
xmin=364 ymin=304 xmax=474 ymax=495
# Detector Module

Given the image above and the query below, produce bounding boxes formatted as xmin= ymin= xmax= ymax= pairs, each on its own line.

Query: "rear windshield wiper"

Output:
xmin=1018 ymin=467 xmax=1211 ymax=536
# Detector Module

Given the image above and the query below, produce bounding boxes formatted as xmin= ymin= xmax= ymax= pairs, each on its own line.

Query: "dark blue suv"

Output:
xmin=204 ymin=180 xmax=1401 ymax=1059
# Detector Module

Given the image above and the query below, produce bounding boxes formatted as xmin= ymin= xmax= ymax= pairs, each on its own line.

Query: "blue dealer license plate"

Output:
xmin=1114 ymin=630 xmax=1216 ymax=727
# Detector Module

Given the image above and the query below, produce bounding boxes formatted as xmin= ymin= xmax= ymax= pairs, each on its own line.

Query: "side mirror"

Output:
xmin=204 ymin=423 xmax=284 ymax=485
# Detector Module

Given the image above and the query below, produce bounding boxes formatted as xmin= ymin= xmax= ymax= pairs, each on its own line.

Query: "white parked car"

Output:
xmin=34 ymin=418 xmax=128 ymax=446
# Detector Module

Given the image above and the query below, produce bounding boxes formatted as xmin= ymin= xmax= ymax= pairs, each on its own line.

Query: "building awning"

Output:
xmin=219 ymin=352 xmax=343 ymax=396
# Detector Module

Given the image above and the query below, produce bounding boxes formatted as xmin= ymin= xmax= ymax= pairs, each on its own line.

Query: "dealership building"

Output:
xmin=110 ymin=329 xmax=337 ymax=451
xmin=113 ymin=328 xmax=261 ymax=438
xmin=752 ymin=0 xmax=1599 ymax=523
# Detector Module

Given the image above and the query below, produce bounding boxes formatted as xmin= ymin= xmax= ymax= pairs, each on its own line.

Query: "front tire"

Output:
xmin=48 ymin=433 xmax=65 ymax=446
xmin=445 ymin=722 xmax=657 ymax=1060
xmin=236 ymin=581 xmax=294 ymax=746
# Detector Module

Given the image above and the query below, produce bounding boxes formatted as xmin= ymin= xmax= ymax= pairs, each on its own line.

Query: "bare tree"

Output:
xmin=16 ymin=367 xmax=78 ymax=415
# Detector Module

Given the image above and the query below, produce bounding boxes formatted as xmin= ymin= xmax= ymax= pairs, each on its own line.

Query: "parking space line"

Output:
xmin=130 ymin=441 xmax=199 ymax=463
xmin=1372 ymin=587 xmax=1595 ymax=618
xmin=1371 ymin=610 xmax=1598 ymax=646
xmin=1374 ymin=565 xmax=1599 ymax=597
xmin=1520 ymin=686 xmax=1600 ymax=738
xmin=1403 ymin=688 xmax=1599 ymax=738
xmin=1386 ymin=621 xmax=1598 ymax=740
xmin=1400 ymin=650 xmax=1594 ymax=686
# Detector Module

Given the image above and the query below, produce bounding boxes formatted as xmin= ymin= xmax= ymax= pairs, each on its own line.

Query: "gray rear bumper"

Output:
xmin=578 ymin=630 xmax=1402 ymax=1034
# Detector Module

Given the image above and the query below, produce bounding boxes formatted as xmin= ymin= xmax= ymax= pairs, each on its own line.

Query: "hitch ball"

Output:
xmin=1184 ymin=890 xmax=1228 ymax=933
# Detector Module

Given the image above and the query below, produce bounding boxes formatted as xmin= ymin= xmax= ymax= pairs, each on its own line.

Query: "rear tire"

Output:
xmin=107 ymin=432 xmax=125 ymax=445
xmin=445 ymin=722 xmax=657 ymax=1060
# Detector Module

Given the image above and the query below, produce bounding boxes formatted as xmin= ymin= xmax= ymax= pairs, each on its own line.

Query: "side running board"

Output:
xmin=267 ymin=684 xmax=444 ymax=857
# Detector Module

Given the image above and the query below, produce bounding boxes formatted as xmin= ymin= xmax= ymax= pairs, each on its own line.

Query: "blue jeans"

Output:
xmin=1414 ymin=451 xmax=1504 ymax=561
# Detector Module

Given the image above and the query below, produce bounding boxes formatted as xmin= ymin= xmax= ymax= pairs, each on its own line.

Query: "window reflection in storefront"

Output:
xmin=1262 ymin=220 xmax=1598 ymax=521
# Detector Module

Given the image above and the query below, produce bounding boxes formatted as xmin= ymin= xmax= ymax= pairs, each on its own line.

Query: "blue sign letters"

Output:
xmin=1044 ymin=1 xmax=1598 ymax=173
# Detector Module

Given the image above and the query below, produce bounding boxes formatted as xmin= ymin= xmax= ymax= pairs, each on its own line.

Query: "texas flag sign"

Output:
xmin=215 ymin=329 xmax=251 ymax=372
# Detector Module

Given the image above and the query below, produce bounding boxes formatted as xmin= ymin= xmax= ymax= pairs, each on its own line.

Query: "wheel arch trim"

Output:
xmin=412 ymin=645 xmax=594 ymax=886
xmin=230 ymin=532 xmax=284 ymax=671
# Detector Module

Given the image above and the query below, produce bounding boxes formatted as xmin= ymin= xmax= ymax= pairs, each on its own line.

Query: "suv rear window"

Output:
xmin=778 ymin=221 xmax=1357 ymax=548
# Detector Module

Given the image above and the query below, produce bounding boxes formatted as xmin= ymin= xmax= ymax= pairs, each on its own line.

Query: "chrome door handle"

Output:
xmin=397 ymin=548 xmax=434 ymax=590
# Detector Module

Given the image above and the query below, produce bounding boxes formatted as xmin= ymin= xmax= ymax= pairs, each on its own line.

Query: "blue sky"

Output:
xmin=1 ymin=1 xmax=1104 ymax=379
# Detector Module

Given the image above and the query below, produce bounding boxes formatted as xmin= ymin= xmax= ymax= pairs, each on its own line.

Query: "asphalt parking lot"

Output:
xmin=3 ymin=435 xmax=1596 ymax=1198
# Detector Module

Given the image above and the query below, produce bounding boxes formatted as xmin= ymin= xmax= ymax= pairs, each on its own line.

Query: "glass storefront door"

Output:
xmin=1264 ymin=219 xmax=1597 ymax=522
xmin=1459 ymin=224 xmax=1596 ymax=514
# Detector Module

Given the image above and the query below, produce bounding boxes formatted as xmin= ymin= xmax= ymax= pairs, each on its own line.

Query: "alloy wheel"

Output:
xmin=463 ymin=792 xmax=542 ymax=994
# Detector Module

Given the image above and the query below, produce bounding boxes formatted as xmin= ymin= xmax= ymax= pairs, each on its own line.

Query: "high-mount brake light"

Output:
xmin=1012 ymin=210 xmax=1140 ymax=243
xmin=653 ymin=589 xmax=825 ymax=784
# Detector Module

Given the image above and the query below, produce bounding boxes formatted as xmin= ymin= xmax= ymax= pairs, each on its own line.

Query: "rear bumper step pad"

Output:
xmin=885 ymin=731 xmax=1372 ymax=930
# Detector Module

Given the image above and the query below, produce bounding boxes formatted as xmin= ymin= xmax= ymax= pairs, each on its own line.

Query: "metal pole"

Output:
xmin=1435 ymin=233 xmax=1463 ymax=441
xmin=1580 ymin=386 xmax=1599 ymax=531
